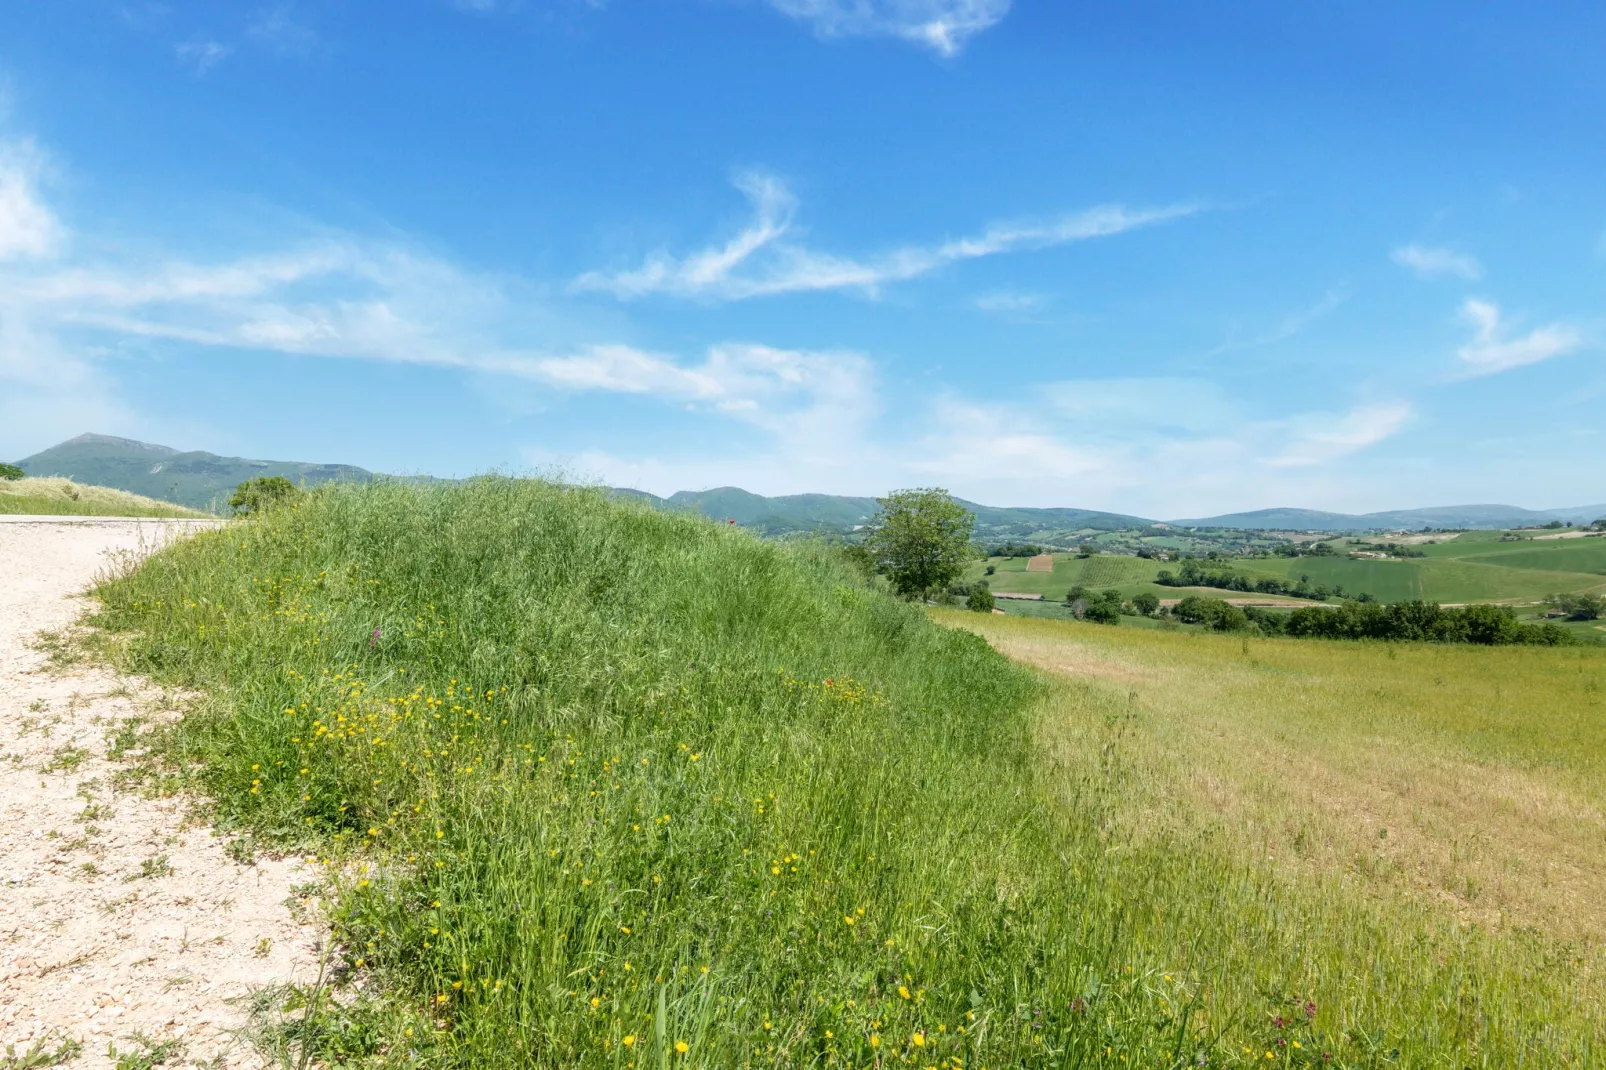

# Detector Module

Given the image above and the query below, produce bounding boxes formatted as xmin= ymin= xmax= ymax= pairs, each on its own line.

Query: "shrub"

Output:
xmin=0 ymin=462 xmax=23 ymax=481
xmin=966 ymin=586 xmax=996 ymax=613
xmin=1082 ymin=590 xmax=1123 ymax=625
xmin=228 ymin=475 xmax=300 ymax=515
xmin=1130 ymin=591 xmax=1160 ymax=617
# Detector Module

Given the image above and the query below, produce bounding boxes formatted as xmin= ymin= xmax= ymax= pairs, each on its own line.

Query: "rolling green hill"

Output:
xmin=16 ymin=434 xmax=376 ymax=511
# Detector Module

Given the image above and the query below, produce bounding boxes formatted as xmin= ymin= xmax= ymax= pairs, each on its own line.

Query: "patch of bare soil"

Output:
xmin=0 ymin=519 xmax=316 ymax=1068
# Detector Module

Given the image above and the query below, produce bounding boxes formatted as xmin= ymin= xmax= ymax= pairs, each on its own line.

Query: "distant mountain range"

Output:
xmin=15 ymin=434 xmax=376 ymax=511
xmin=1172 ymin=504 xmax=1606 ymax=531
xmin=13 ymin=434 xmax=1604 ymax=535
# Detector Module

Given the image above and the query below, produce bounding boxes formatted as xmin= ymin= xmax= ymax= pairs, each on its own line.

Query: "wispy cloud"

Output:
xmin=0 ymin=147 xmax=873 ymax=464
xmin=971 ymin=290 xmax=1045 ymax=314
xmin=1265 ymin=401 xmax=1413 ymax=469
xmin=574 ymin=172 xmax=1196 ymax=301
xmin=1205 ymin=287 xmax=1347 ymax=357
xmin=1456 ymin=298 xmax=1580 ymax=376
xmin=1392 ymin=243 xmax=1482 ymax=281
xmin=766 ymin=0 xmax=1011 ymax=56
xmin=0 ymin=141 xmax=62 ymax=260
xmin=248 ymin=4 xmax=323 ymax=57
xmin=175 ymin=40 xmax=233 ymax=75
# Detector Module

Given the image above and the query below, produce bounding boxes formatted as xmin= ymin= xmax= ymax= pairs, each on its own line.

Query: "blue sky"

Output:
xmin=1 ymin=1 xmax=1602 ymax=517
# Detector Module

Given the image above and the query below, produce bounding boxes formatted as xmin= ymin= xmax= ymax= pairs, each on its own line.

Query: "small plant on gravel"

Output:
xmin=44 ymin=745 xmax=87 ymax=773
xmin=104 ymin=716 xmax=147 ymax=761
xmin=255 ymin=937 xmax=274 ymax=958
xmin=76 ymin=803 xmax=113 ymax=823
xmin=106 ymin=1032 xmax=182 ymax=1070
xmin=127 ymin=855 xmax=171 ymax=881
xmin=225 ymin=837 xmax=257 ymax=865
xmin=1 ymin=1034 xmax=83 ymax=1069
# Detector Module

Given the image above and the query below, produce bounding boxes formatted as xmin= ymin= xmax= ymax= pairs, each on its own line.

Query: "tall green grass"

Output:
xmin=92 ymin=480 xmax=1602 ymax=1067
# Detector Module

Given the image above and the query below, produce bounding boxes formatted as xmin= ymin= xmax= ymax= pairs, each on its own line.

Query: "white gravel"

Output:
xmin=0 ymin=518 xmax=317 ymax=1068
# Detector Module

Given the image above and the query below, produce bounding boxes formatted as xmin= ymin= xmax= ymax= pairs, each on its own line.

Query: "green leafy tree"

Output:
xmin=1130 ymin=591 xmax=1160 ymax=617
xmin=229 ymin=476 xmax=301 ymax=515
xmin=0 ymin=462 xmax=23 ymax=480
xmin=966 ymin=587 xmax=996 ymax=613
xmin=864 ymin=488 xmax=975 ymax=599
xmin=1082 ymin=590 xmax=1124 ymax=625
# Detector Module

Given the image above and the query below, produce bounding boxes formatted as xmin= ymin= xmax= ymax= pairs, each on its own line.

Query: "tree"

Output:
xmin=966 ymin=587 xmax=996 ymax=613
xmin=229 ymin=476 xmax=301 ymax=515
xmin=0 ymin=463 xmax=23 ymax=481
xmin=1130 ymin=591 xmax=1160 ymax=617
xmin=864 ymin=488 xmax=976 ymax=599
xmin=1082 ymin=590 xmax=1123 ymax=625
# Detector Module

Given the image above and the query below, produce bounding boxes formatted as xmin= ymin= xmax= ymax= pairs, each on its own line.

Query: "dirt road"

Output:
xmin=0 ymin=517 xmax=315 ymax=1067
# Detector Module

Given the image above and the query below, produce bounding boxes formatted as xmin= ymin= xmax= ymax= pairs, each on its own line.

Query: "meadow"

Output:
xmin=89 ymin=480 xmax=1606 ymax=1067
xmin=0 ymin=476 xmax=208 ymax=518
xmin=972 ymin=534 xmax=1606 ymax=607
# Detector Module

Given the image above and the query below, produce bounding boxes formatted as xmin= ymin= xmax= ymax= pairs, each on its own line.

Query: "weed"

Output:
xmin=224 ymin=837 xmax=256 ymax=865
xmin=105 ymin=1032 xmax=181 ymax=1070
xmin=126 ymin=856 xmax=171 ymax=881
xmin=0 ymin=1035 xmax=83 ymax=1069
xmin=44 ymin=746 xmax=87 ymax=774
xmin=75 ymin=803 xmax=113 ymax=823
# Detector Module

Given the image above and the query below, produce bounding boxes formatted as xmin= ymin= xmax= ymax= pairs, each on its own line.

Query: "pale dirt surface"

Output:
xmin=0 ymin=518 xmax=317 ymax=1068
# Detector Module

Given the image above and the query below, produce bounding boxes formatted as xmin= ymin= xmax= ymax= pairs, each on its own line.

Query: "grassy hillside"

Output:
xmin=944 ymin=612 xmax=1606 ymax=1038
xmin=0 ymin=476 xmax=209 ymax=518
xmin=17 ymin=433 xmax=375 ymax=510
xmin=89 ymin=480 xmax=1606 ymax=1066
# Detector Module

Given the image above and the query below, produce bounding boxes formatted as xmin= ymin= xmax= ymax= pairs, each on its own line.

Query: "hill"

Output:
xmin=15 ymin=434 xmax=376 ymax=511
xmin=87 ymin=478 xmax=1606 ymax=1063
xmin=1176 ymin=502 xmax=1606 ymax=531
xmin=650 ymin=485 xmax=1149 ymax=538
xmin=0 ymin=475 xmax=209 ymax=518
xmin=17 ymin=433 xmax=1601 ymax=535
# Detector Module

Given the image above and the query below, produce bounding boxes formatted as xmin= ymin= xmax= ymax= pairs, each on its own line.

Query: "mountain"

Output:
xmin=1173 ymin=503 xmax=1606 ymax=531
xmin=1167 ymin=508 xmax=1374 ymax=531
xmin=634 ymin=486 xmax=1149 ymax=538
xmin=15 ymin=434 xmax=377 ymax=511
xmin=16 ymin=434 xmax=1602 ymax=535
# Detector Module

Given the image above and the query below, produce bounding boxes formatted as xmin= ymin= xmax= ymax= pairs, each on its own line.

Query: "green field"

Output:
xmin=87 ymin=482 xmax=1606 ymax=1066
xmin=974 ymin=535 xmax=1606 ymax=606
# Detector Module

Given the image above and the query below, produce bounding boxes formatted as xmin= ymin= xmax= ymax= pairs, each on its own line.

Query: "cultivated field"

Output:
xmin=974 ymin=533 xmax=1606 ymax=607
xmin=79 ymin=482 xmax=1606 ymax=1066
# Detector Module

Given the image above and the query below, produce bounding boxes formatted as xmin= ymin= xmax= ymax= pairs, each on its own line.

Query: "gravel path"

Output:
xmin=0 ymin=518 xmax=317 ymax=1068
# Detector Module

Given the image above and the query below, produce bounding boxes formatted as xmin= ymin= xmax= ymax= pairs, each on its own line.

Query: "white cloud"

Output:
xmin=1264 ymin=401 xmax=1413 ymax=469
xmin=766 ymin=0 xmax=1011 ymax=56
xmin=1391 ymin=243 xmax=1482 ymax=281
xmin=0 ymin=163 xmax=874 ymax=465
xmin=249 ymin=5 xmax=323 ymax=57
xmin=0 ymin=141 xmax=61 ymax=260
xmin=971 ymin=290 xmax=1044 ymax=313
xmin=176 ymin=40 xmax=233 ymax=74
xmin=1456 ymin=298 xmax=1580 ymax=376
xmin=575 ymin=172 xmax=1196 ymax=301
